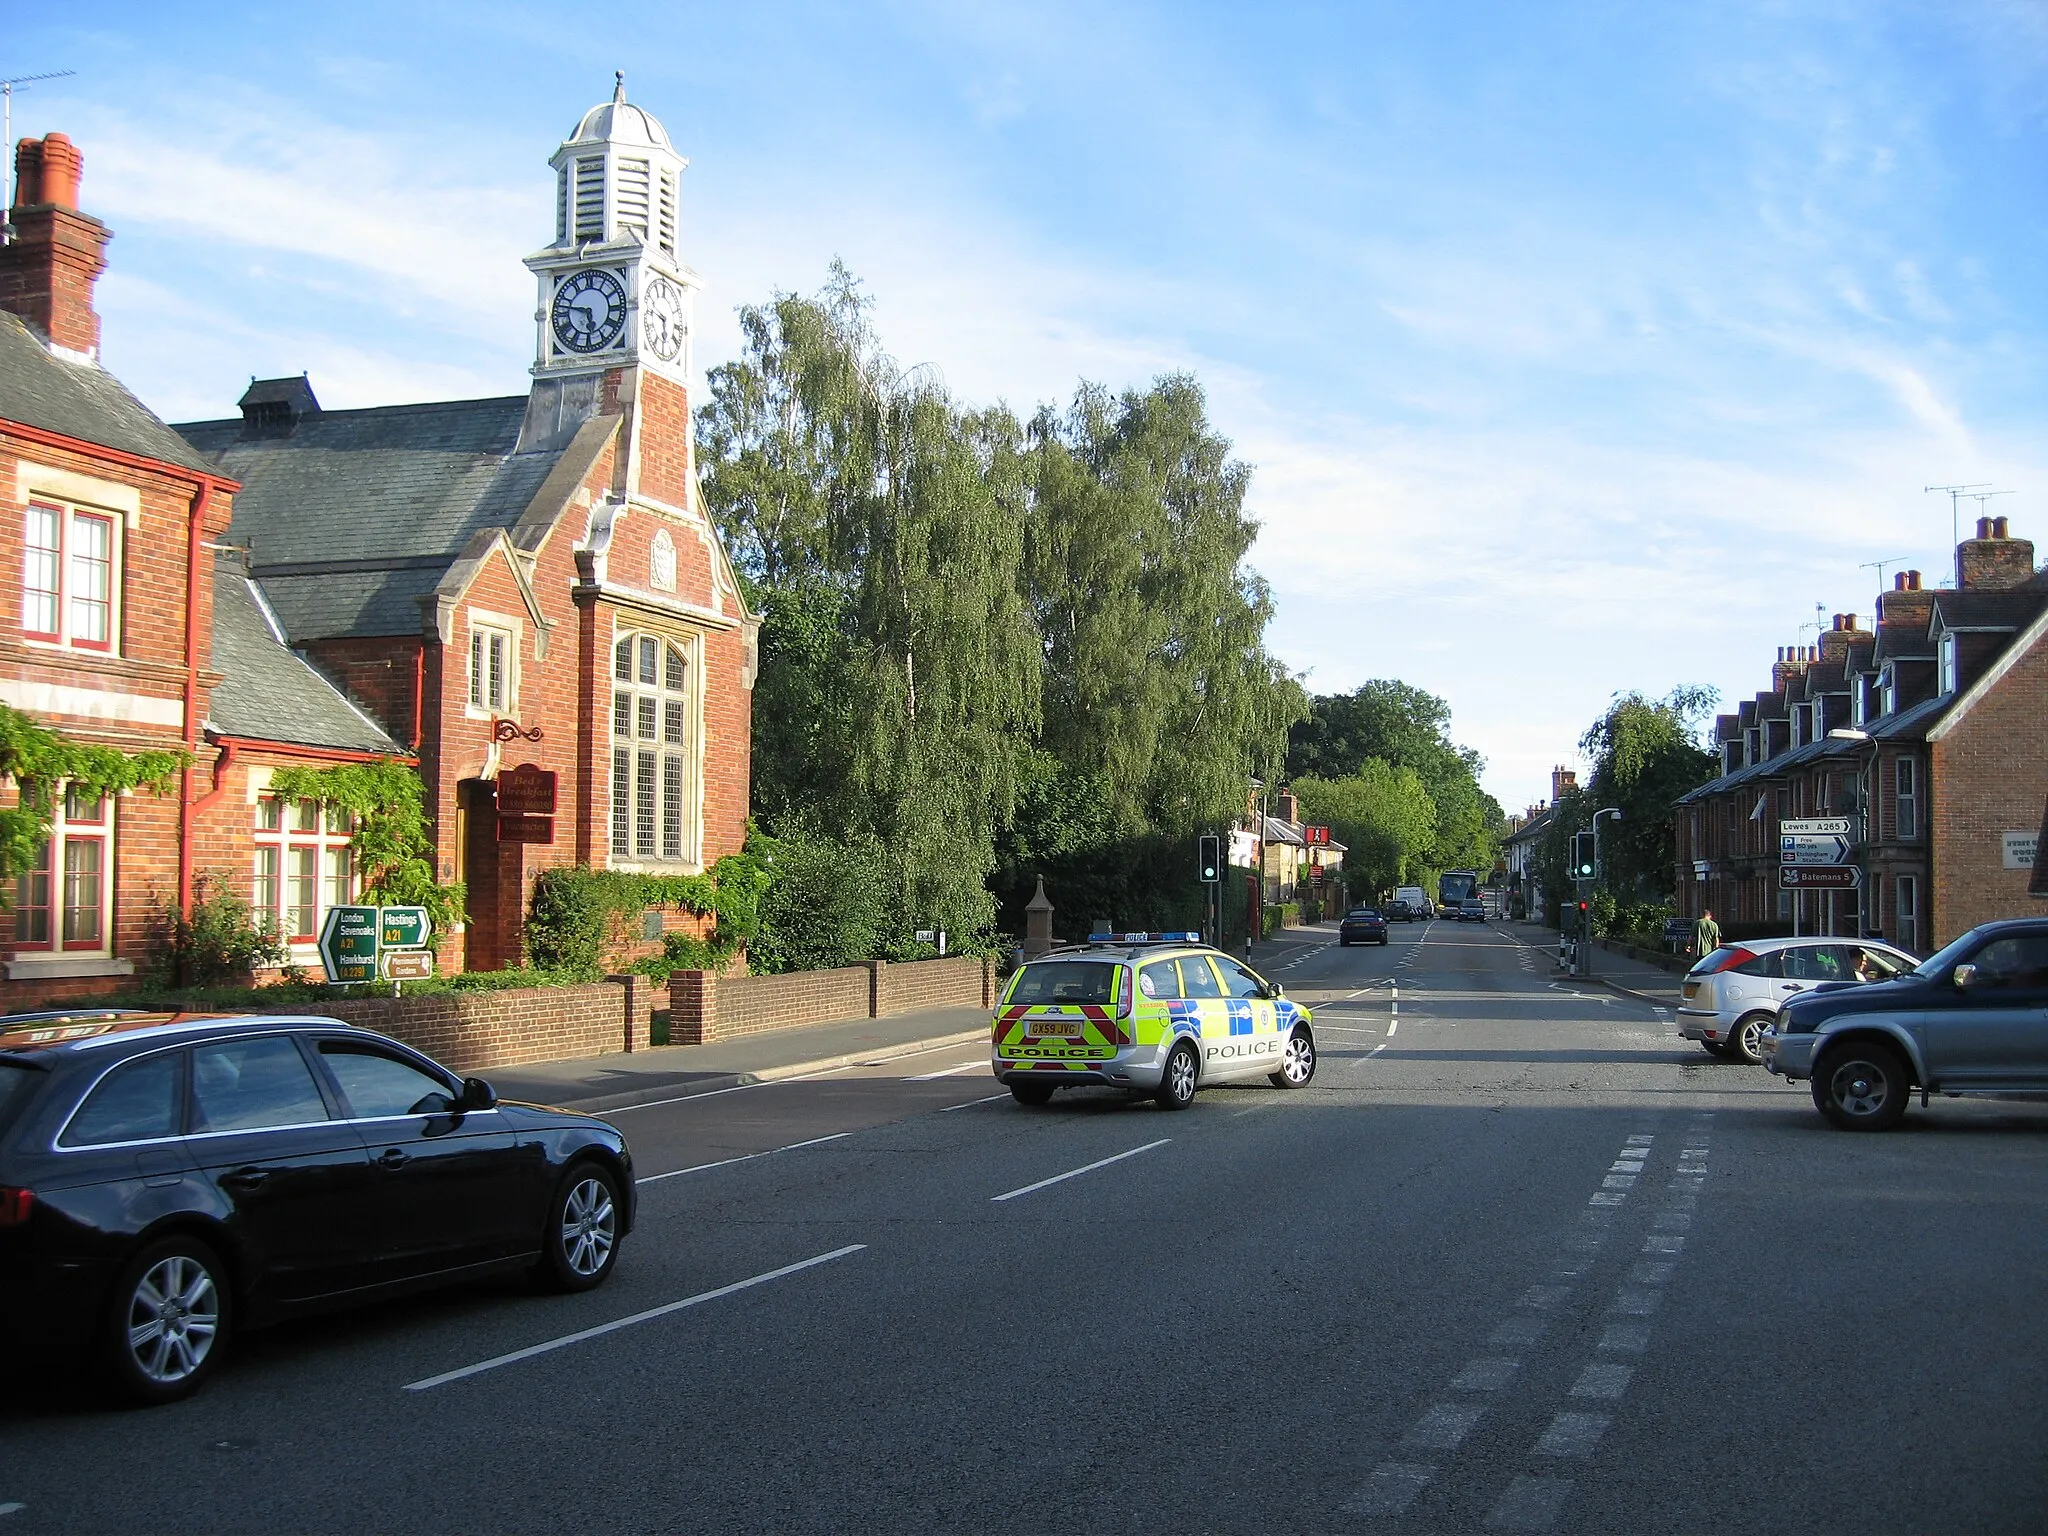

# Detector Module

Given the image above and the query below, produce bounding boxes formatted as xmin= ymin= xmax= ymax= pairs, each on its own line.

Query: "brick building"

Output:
xmin=0 ymin=132 xmax=403 ymax=1005
xmin=0 ymin=83 xmax=757 ymax=1000
xmin=1675 ymin=518 xmax=2047 ymax=953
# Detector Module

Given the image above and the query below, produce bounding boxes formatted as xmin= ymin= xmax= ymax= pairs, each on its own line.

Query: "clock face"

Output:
xmin=642 ymin=276 xmax=687 ymax=363
xmin=551 ymin=269 xmax=627 ymax=354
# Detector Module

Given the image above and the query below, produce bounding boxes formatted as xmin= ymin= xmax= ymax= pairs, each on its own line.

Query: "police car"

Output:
xmin=991 ymin=934 xmax=1316 ymax=1109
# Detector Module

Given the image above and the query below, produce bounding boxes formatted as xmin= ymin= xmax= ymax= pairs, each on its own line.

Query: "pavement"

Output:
xmin=486 ymin=1004 xmax=993 ymax=1113
xmin=10 ymin=914 xmax=2047 ymax=1534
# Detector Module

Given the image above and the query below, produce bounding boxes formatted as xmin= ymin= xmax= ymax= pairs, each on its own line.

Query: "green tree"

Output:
xmin=1292 ymin=761 xmax=1438 ymax=899
xmin=1577 ymin=687 xmax=1719 ymax=901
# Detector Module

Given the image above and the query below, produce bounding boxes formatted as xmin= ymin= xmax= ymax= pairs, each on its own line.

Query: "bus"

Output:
xmin=1438 ymin=871 xmax=1479 ymax=911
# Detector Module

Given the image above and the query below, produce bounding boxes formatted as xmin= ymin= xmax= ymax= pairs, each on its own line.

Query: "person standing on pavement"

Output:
xmin=1694 ymin=909 xmax=1721 ymax=957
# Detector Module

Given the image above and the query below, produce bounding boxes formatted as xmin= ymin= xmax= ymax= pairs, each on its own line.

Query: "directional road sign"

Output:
xmin=1781 ymin=833 xmax=1853 ymax=865
xmin=1780 ymin=817 xmax=1853 ymax=837
xmin=1781 ymin=866 xmax=1860 ymax=889
xmin=319 ymin=905 xmax=381 ymax=984
xmin=380 ymin=949 xmax=436 ymax=981
xmin=379 ymin=907 xmax=432 ymax=950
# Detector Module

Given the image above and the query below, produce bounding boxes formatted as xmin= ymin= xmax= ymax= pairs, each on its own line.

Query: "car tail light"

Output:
xmin=1693 ymin=947 xmax=1756 ymax=976
xmin=0 ymin=1187 xmax=32 ymax=1227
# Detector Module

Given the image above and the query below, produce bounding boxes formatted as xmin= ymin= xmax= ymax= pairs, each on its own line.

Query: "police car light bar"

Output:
xmin=1086 ymin=931 xmax=1201 ymax=944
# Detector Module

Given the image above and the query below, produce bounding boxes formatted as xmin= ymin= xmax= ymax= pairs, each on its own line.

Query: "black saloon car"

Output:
xmin=0 ymin=1011 xmax=634 ymax=1403
xmin=1339 ymin=908 xmax=1390 ymax=946
xmin=1764 ymin=918 xmax=2048 ymax=1130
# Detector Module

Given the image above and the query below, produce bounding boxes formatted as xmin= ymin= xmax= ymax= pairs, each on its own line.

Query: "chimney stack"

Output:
xmin=0 ymin=133 xmax=109 ymax=358
xmin=1550 ymin=766 xmax=1577 ymax=801
xmin=1956 ymin=516 xmax=2034 ymax=592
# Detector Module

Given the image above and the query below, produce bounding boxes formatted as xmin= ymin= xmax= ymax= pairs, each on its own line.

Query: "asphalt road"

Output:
xmin=8 ymin=918 xmax=2047 ymax=1534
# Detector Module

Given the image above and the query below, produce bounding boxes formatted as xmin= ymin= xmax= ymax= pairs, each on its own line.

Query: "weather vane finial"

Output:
xmin=613 ymin=70 xmax=626 ymax=103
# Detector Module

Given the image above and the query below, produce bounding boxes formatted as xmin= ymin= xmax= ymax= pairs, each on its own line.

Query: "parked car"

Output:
xmin=1339 ymin=908 xmax=1390 ymax=946
xmin=1678 ymin=937 xmax=1918 ymax=1064
xmin=1456 ymin=899 xmax=1486 ymax=923
xmin=1763 ymin=918 xmax=2048 ymax=1130
xmin=1384 ymin=899 xmax=1416 ymax=923
xmin=0 ymin=1011 xmax=634 ymax=1403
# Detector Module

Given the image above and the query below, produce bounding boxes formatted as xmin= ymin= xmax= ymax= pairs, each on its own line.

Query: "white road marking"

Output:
xmin=1613 ymin=1287 xmax=1663 ymax=1316
xmin=1630 ymin=1260 xmax=1675 ymax=1285
xmin=1387 ymin=1019 xmax=1399 ymax=1036
xmin=403 ymin=1245 xmax=868 ymax=1391
xmin=1588 ymin=1191 xmax=1626 ymax=1207
xmin=1642 ymin=1234 xmax=1685 ymax=1254
xmin=637 ymin=1132 xmax=851 ymax=1185
xmin=0 ymin=1505 xmax=23 ymax=1517
xmin=1346 ymin=1463 xmax=1434 ymax=1516
xmin=1403 ymin=1402 xmax=1486 ymax=1451
xmin=903 ymin=1060 xmax=984 ymax=1081
xmin=1535 ymin=1411 xmax=1612 ymax=1458
xmin=1570 ymin=1362 xmax=1634 ymax=1400
xmin=1368 ymin=1042 xmax=1389 ymax=1057
xmin=1487 ymin=1474 xmax=1574 ymax=1529
xmin=990 ymin=1138 xmax=1171 ymax=1202
xmin=1599 ymin=1322 xmax=1650 ymax=1353
xmin=1601 ymin=1175 xmax=1636 ymax=1189
xmin=606 ymin=1038 xmax=978 ymax=1113
xmin=940 ymin=1092 xmax=1011 ymax=1112
xmin=1490 ymin=1315 xmax=1548 ymax=1349
xmin=1451 ymin=1357 xmax=1521 ymax=1391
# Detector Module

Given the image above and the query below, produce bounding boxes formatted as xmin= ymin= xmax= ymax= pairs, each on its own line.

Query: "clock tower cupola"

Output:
xmin=524 ymin=74 xmax=697 ymax=386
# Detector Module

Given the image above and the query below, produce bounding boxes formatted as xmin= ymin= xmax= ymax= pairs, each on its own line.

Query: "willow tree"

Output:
xmin=698 ymin=266 xmax=1040 ymax=945
xmin=1578 ymin=687 xmax=1719 ymax=900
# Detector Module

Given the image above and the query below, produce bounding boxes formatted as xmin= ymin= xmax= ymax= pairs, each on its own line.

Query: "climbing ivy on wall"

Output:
xmin=268 ymin=759 xmax=465 ymax=941
xmin=524 ymin=841 xmax=775 ymax=976
xmin=0 ymin=704 xmax=185 ymax=886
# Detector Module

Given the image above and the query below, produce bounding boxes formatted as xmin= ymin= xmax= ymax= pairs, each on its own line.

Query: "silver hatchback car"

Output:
xmin=1677 ymin=937 xmax=1918 ymax=1064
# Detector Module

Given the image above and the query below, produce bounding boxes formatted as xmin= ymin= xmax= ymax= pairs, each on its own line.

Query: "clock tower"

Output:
xmin=524 ymin=74 xmax=698 ymax=390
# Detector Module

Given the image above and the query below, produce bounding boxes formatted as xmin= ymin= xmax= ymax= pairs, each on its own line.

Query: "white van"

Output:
xmin=1393 ymin=886 xmax=1432 ymax=919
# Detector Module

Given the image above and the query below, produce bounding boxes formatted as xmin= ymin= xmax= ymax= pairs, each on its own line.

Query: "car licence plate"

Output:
xmin=1031 ymin=1018 xmax=1082 ymax=1036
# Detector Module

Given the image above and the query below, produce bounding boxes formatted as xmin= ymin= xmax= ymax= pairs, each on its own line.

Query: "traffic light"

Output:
xmin=1198 ymin=833 xmax=1221 ymax=884
xmin=1571 ymin=830 xmax=1597 ymax=880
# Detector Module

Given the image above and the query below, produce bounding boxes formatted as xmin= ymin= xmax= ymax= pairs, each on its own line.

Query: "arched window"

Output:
xmin=612 ymin=631 xmax=695 ymax=863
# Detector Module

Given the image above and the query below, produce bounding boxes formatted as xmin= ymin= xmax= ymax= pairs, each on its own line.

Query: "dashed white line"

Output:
xmin=940 ymin=1092 xmax=1011 ymax=1112
xmin=902 ymin=1060 xmax=985 ymax=1081
xmin=1403 ymin=1402 xmax=1486 ymax=1451
xmin=1535 ymin=1410 xmax=1612 ymax=1458
xmin=403 ymin=1244 xmax=868 ymax=1391
xmin=991 ymin=1139 xmax=1171 ymax=1202
xmin=1569 ymin=1362 xmax=1634 ymax=1400
xmin=1451 ymin=1357 xmax=1521 ymax=1392
xmin=636 ymin=1132 xmax=851 ymax=1185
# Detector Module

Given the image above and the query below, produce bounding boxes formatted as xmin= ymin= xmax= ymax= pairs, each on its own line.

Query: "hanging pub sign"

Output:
xmin=496 ymin=763 xmax=558 ymax=816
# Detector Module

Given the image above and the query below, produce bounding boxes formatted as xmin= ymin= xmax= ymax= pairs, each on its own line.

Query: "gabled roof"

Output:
xmin=1928 ymin=589 xmax=2047 ymax=634
xmin=0 ymin=312 xmax=218 ymax=475
xmin=207 ymin=555 xmax=405 ymax=756
xmin=176 ymin=396 xmax=577 ymax=641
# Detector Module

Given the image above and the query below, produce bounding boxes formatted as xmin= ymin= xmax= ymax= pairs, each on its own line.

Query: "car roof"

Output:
xmin=1033 ymin=941 xmax=1217 ymax=962
xmin=0 ymin=1010 xmax=369 ymax=1057
xmin=1729 ymin=936 xmax=1915 ymax=955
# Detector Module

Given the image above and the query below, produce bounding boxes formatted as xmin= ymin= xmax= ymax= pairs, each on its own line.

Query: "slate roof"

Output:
xmin=207 ymin=555 xmax=404 ymax=755
xmin=0 ymin=312 xmax=218 ymax=474
xmin=175 ymin=395 xmax=569 ymax=641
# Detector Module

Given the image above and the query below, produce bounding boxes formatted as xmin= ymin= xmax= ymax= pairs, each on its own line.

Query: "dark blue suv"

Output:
xmin=1764 ymin=917 xmax=2048 ymax=1130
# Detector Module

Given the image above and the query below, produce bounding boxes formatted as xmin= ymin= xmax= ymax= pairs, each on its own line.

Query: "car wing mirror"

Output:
xmin=456 ymin=1076 xmax=498 ymax=1111
xmin=1267 ymin=982 xmax=1285 ymax=999
xmin=1952 ymin=963 xmax=1978 ymax=991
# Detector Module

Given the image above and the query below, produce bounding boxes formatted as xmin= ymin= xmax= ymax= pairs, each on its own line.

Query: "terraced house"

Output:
xmin=0 ymin=83 xmax=757 ymax=1004
xmin=1675 ymin=518 xmax=2048 ymax=953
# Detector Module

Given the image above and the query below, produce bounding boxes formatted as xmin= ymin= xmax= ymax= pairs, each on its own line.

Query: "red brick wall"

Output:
xmin=668 ymin=957 xmax=995 ymax=1044
xmin=1930 ymin=624 xmax=2048 ymax=945
xmin=283 ymin=980 xmax=630 ymax=1075
xmin=876 ymin=956 xmax=995 ymax=1016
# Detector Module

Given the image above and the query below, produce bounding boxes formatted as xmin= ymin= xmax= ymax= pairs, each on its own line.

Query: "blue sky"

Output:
xmin=10 ymin=1 xmax=2044 ymax=813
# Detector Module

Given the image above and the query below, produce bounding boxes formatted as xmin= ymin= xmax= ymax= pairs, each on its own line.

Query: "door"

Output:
xmin=1206 ymin=955 xmax=1285 ymax=1080
xmin=1173 ymin=955 xmax=1233 ymax=1077
xmin=1776 ymin=944 xmax=1850 ymax=1007
xmin=185 ymin=1034 xmax=374 ymax=1306
xmin=310 ymin=1038 xmax=535 ymax=1279
xmin=1914 ymin=933 xmax=2048 ymax=1089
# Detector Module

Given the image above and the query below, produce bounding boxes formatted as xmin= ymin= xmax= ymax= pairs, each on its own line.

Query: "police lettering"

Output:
xmin=1204 ymin=1039 xmax=1280 ymax=1061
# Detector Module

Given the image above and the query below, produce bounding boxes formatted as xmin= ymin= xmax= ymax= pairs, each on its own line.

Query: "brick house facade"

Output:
xmin=0 ymin=133 xmax=403 ymax=1007
xmin=1676 ymin=518 xmax=2047 ymax=953
xmin=0 ymin=86 xmax=757 ymax=1002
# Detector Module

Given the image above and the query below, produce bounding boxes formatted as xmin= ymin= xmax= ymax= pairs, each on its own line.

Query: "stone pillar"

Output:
xmin=668 ymin=969 xmax=717 ymax=1045
xmin=1024 ymin=876 xmax=1054 ymax=957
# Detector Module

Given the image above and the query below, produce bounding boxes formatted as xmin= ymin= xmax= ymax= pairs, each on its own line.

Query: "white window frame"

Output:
xmin=253 ymin=794 xmax=357 ymax=950
xmin=608 ymin=625 xmax=702 ymax=870
xmin=1895 ymin=755 xmax=1918 ymax=841
xmin=1937 ymin=631 xmax=1958 ymax=694
xmin=11 ymin=784 xmax=114 ymax=956
xmin=21 ymin=498 xmax=122 ymax=655
xmin=1879 ymin=665 xmax=1897 ymax=716
xmin=464 ymin=611 xmax=521 ymax=720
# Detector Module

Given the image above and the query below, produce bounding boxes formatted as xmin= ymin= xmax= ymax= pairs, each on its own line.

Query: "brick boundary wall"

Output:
xmin=669 ymin=956 xmax=998 ymax=1045
xmin=288 ymin=981 xmax=631 ymax=1076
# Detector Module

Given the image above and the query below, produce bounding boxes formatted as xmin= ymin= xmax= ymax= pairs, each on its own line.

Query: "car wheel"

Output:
xmin=534 ymin=1162 xmax=623 ymax=1292
xmin=1008 ymin=1079 xmax=1055 ymax=1106
xmin=1267 ymin=1027 xmax=1317 ymax=1089
xmin=1731 ymin=1012 xmax=1772 ymax=1066
xmin=1155 ymin=1040 xmax=1199 ymax=1111
xmin=1812 ymin=1043 xmax=1909 ymax=1132
xmin=103 ymin=1234 xmax=231 ymax=1405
